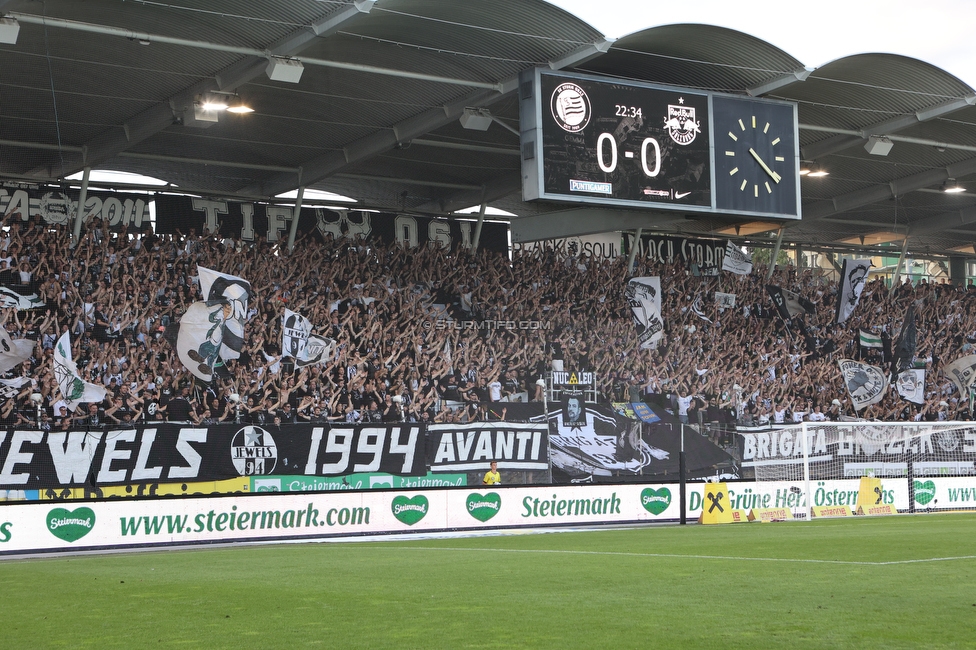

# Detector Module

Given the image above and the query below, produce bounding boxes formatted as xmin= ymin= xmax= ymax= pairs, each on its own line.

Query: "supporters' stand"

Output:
xmin=0 ymin=215 xmax=973 ymax=428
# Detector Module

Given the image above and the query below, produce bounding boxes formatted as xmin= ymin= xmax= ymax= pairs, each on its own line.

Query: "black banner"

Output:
xmin=153 ymin=195 xmax=509 ymax=251
xmin=0 ymin=182 xmax=152 ymax=231
xmin=0 ymin=423 xmax=426 ymax=490
xmin=426 ymin=422 xmax=549 ymax=471
xmin=505 ymin=400 xmax=733 ymax=483
xmin=636 ymin=233 xmax=726 ymax=268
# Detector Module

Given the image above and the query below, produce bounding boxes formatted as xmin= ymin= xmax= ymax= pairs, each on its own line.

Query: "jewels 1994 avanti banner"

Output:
xmin=0 ymin=422 xmax=550 ymax=492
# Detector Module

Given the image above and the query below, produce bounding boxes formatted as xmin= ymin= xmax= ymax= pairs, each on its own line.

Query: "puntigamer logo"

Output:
xmin=47 ymin=507 xmax=96 ymax=543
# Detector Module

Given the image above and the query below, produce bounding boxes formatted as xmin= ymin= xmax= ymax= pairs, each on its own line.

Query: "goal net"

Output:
xmin=733 ymin=422 xmax=976 ymax=518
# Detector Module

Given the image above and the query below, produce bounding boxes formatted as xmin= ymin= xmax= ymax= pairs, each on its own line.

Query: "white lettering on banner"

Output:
xmin=0 ymin=431 xmax=42 ymax=484
xmin=428 ymin=220 xmax=451 ymax=249
xmin=47 ymin=431 xmax=104 ymax=484
xmin=97 ymin=429 xmax=137 ymax=484
xmin=191 ymin=198 xmax=228 ymax=235
xmin=458 ymin=222 xmax=472 ymax=249
xmin=266 ymin=205 xmax=292 ymax=242
xmin=429 ymin=424 xmax=548 ymax=470
xmin=131 ymin=429 xmax=164 ymax=481
xmin=0 ymin=187 xmax=152 ymax=229
xmin=239 ymin=202 xmax=255 ymax=240
xmin=168 ymin=428 xmax=206 ymax=479
xmin=395 ymin=215 xmax=419 ymax=248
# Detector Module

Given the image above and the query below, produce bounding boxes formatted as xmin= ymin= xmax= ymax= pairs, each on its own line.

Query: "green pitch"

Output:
xmin=2 ymin=514 xmax=974 ymax=649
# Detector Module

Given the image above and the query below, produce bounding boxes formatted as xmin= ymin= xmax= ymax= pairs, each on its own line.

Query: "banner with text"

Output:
xmin=0 ymin=423 xmax=426 ymax=492
xmin=153 ymin=195 xmax=508 ymax=251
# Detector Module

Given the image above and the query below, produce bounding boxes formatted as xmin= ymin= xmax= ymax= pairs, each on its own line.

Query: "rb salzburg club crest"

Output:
xmin=664 ymin=101 xmax=700 ymax=145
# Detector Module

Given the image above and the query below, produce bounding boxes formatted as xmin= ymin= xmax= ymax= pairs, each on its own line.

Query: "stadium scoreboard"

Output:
xmin=519 ymin=69 xmax=801 ymax=220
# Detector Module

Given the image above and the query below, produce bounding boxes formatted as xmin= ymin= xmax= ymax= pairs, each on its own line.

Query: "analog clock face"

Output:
xmin=713 ymin=96 xmax=798 ymax=217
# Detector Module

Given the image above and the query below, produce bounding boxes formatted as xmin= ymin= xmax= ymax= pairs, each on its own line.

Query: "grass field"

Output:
xmin=2 ymin=514 xmax=975 ymax=649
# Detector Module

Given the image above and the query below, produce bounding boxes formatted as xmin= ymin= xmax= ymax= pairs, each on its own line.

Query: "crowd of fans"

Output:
xmin=0 ymin=210 xmax=973 ymax=431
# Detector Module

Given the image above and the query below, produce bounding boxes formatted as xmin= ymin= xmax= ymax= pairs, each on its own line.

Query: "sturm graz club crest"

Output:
xmin=550 ymin=82 xmax=590 ymax=133
xmin=664 ymin=98 xmax=700 ymax=145
xmin=231 ymin=426 xmax=278 ymax=475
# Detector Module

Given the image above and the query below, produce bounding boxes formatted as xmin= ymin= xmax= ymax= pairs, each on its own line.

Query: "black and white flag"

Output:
xmin=715 ymin=292 xmax=736 ymax=309
xmin=835 ymin=258 xmax=872 ymax=323
xmin=766 ymin=285 xmax=815 ymax=320
xmin=891 ymin=304 xmax=917 ymax=379
xmin=170 ymin=266 xmax=252 ymax=382
xmin=0 ymin=326 xmax=34 ymax=374
xmin=721 ymin=241 xmax=753 ymax=275
xmin=626 ymin=277 xmax=664 ymax=349
xmin=838 ymin=358 xmax=888 ymax=411
xmin=943 ymin=354 xmax=976 ymax=398
xmin=53 ymin=332 xmax=107 ymax=411
xmin=0 ymin=286 xmax=43 ymax=310
xmin=895 ymin=369 xmax=925 ymax=404
xmin=282 ymin=308 xmax=335 ymax=368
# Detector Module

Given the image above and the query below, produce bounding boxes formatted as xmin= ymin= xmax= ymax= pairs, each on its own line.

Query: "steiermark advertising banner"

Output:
xmin=0 ymin=478 xmax=966 ymax=555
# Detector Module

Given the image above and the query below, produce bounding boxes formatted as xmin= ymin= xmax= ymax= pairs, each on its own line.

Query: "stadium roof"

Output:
xmin=2 ymin=0 xmax=976 ymax=257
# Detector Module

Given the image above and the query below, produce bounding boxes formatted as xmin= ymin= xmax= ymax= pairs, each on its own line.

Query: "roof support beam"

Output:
xmin=801 ymin=94 xmax=976 ymax=160
xmin=907 ymin=203 xmax=976 ymax=236
xmin=804 ymin=155 xmax=976 ymax=221
xmin=414 ymin=173 xmax=521 ymax=214
xmin=746 ymin=66 xmax=813 ymax=97
xmin=23 ymin=3 xmax=374 ymax=179
xmin=240 ymin=38 xmax=614 ymax=198
xmin=510 ymin=208 xmax=683 ymax=243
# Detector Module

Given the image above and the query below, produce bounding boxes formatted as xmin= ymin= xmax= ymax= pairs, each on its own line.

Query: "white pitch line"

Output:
xmin=387 ymin=546 xmax=976 ymax=566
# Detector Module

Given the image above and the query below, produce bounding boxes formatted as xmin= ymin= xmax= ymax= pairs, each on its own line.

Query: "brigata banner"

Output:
xmin=153 ymin=195 xmax=508 ymax=251
xmin=739 ymin=424 xmax=976 ymax=480
xmin=0 ymin=423 xmax=426 ymax=491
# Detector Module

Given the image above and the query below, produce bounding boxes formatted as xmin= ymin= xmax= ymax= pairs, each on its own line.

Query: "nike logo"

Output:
xmin=674 ymin=191 xmax=691 ymax=199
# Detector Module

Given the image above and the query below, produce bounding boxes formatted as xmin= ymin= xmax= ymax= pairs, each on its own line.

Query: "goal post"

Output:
xmin=732 ymin=421 xmax=976 ymax=519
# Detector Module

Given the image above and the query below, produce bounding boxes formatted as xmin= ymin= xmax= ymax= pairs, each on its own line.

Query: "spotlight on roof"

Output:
xmin=943 ymin=179 xmax=966 ymax=193
xmin=459 ymin=108 xmax=493 ymax=131
xmin=266 ymin=56 xmax=304 ymax=84
xmin=0 ymin=17 xmax=20 ymax=45
xmin=864 ymin=135 xmax=893 ymax=156
xmin=806 ymin=164 xmax=829 ymax=177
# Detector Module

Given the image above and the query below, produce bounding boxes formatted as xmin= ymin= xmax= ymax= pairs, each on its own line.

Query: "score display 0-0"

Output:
xmin=519 ymin=69 xmax=800 ymax=220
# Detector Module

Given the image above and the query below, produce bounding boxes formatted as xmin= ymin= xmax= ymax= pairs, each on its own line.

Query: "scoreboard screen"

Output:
xmin=519 ymin=69 xmax=801 ymax=220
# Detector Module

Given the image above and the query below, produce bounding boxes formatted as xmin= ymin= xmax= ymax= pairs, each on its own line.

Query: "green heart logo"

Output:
xmin=640 ymin=487 xmax=671 ymax=515
xmin=913 ymin=480 xmax=936 ymax=505
xmin=391 ymin=495 xmax=428 ymax=526
xmin=466 ymin=492 xmax=502 ymax=522
xmin=46 ymin=507 xmax=96 ymax=543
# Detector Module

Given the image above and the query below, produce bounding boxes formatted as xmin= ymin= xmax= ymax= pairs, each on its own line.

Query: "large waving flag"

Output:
xmin=170 ymin=266 xmax=252 ymax=381
xmin=282 ymin=309 xmax=335 ymax=368
xmin=0 ymin=286 xmax=44 ymax=310
xmin=766 ymin=285 xmax=815 ymax=320
xmin=943 ymin=354 xmax=976 ymax=398
xmin=0 ymin=326 xmax=34 ymax=373
xmin=838 ymin=358 xmax=888 ymax=411
xmin=721 ymin=240 xmax=753 ymax=275
xmin=53 ymin=332 xmax=107 ymax=411
xmin=835 ymin=258 xmax=872 ymax=323
xmin=890 ymin=304 xmax=917 ymax=379
xmin=625 ymin=277 xmax=664 ymax=349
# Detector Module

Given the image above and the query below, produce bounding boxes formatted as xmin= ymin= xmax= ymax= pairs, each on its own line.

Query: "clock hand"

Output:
xmin=749 ymin=148 xmax=782 ymax=183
